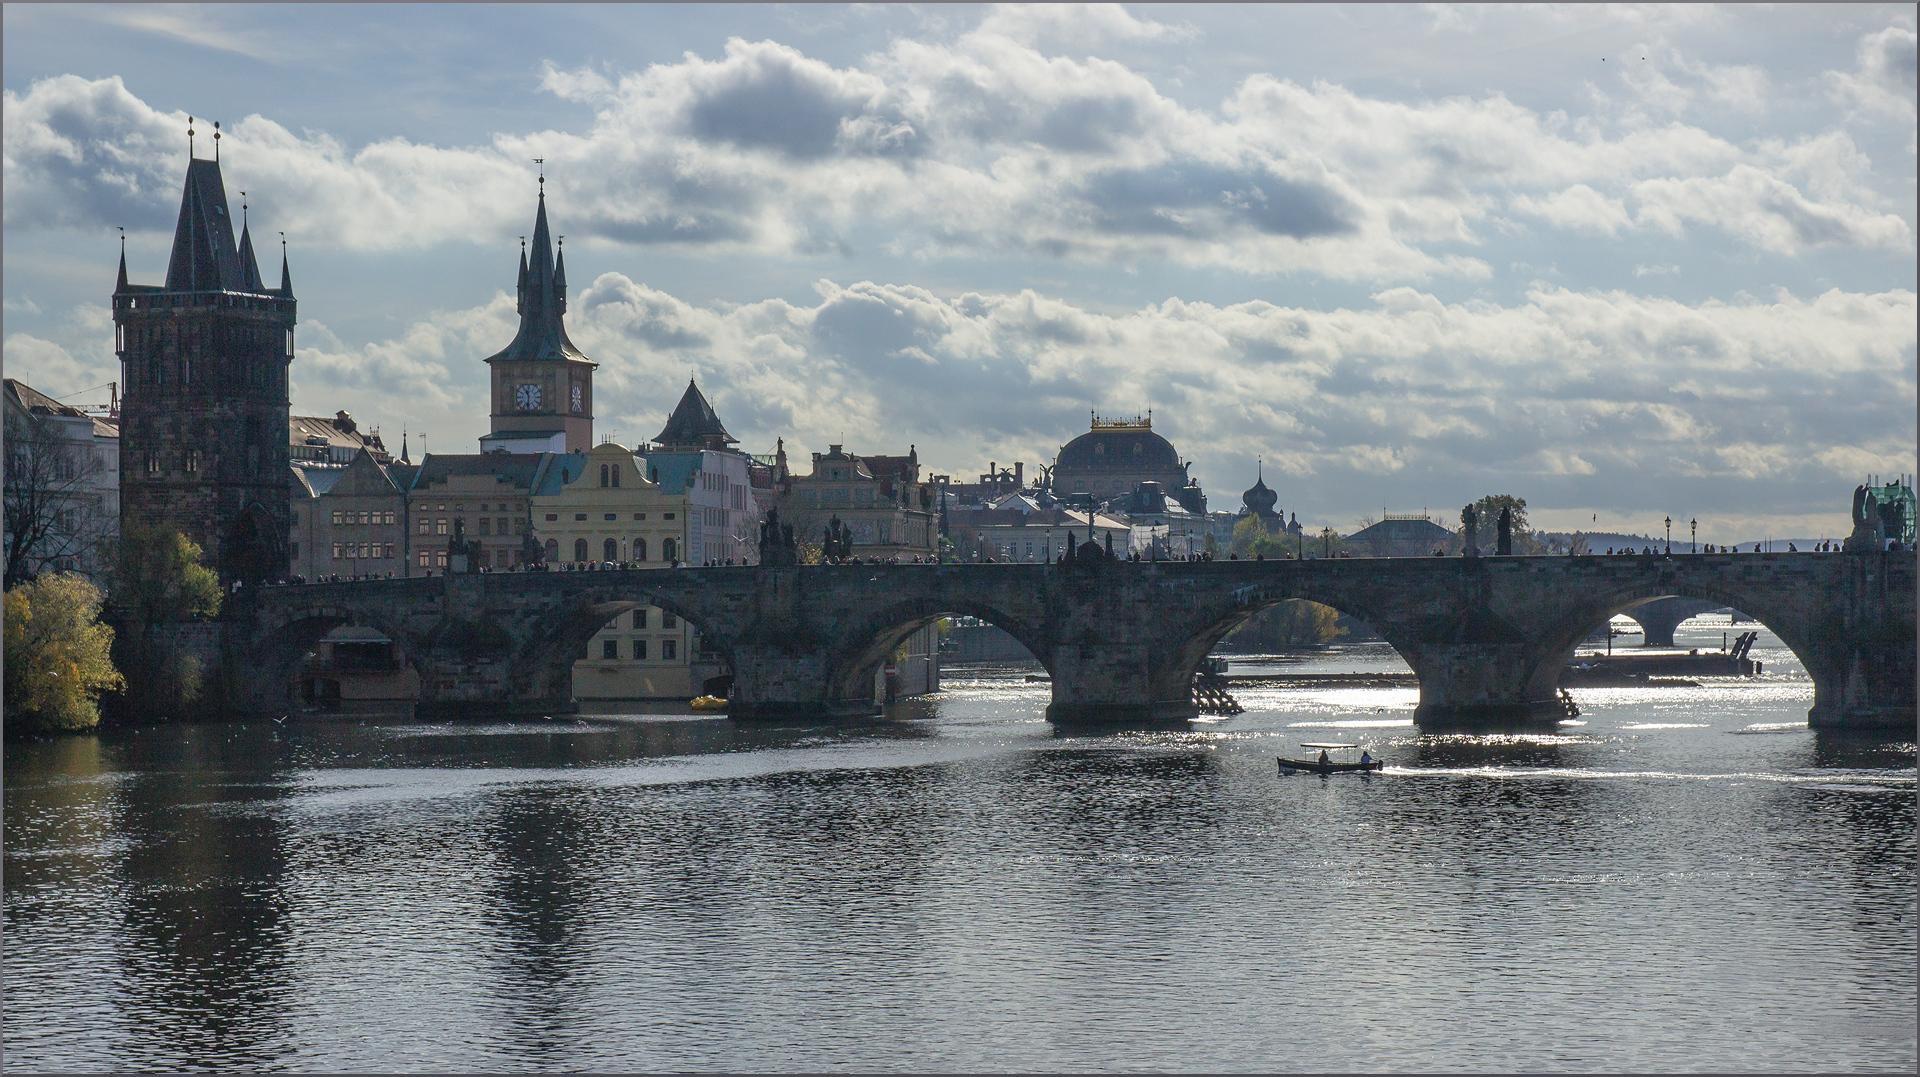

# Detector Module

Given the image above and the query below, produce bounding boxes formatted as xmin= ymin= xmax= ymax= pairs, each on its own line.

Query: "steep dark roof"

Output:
xmin=165 ymin=158 xmax=248 ymax=292
xmin=1242 ymin=465 xmax=1278 ymax=516
xmin=653 ymin=379 xmax=735 ymax=446
xmin=237 ymin=220 xmax=264 ymax=292
xmin=409 ymin=452 xmax=551 ymax=492
xmin=1056 ymin=427 xmax=1182 ymax=471
xmin=481 ymin=189 xmax=591 ymax=366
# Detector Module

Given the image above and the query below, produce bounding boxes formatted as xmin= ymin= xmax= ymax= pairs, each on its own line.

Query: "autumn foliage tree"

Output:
xmin=4 ymin=573 xmax=125 ymax=732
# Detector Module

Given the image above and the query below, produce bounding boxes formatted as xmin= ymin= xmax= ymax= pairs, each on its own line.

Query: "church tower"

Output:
xmin=115 ymin=131 xmax=296 ymax=585
xmin=480 ymin=179 xmax=595 ymax=453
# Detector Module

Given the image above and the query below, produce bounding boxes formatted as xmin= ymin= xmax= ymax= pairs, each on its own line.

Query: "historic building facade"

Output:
xmin=479 ymin=181 xmax=596 ymax=454
xmin=643 ymin=380 xmax=762 ymax=566
xmin=1050 ymin=413 xmax=1206 ymax=515
xmin=3 ymin=378 xmax=120 ymax=584
xmin=773 ymin=443 xmax=938 ymax=560
xmin=115 ymin=152 xmax=295 ymax=583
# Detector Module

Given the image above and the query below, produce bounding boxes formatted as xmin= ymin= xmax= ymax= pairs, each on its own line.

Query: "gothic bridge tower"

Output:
xmin=481 ymin=179 xmax=596 ymax=453
xmin=115 ymin=133 xmax=296 ymax=585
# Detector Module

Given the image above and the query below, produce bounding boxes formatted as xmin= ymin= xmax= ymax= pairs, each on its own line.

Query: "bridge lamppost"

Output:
xmin=1665 ymin=516 xmax=1672 ymax=555
xmin=1691 ymin=517 xmax=1697 ymax=554
xmin=1322 ymin=526 xmax=1333 ymax=559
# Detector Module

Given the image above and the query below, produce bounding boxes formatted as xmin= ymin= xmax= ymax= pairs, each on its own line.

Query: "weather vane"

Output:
xmin=187 ymin=115 xmax=195 ymax=156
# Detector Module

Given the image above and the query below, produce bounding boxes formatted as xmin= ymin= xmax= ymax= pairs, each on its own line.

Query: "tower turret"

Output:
xmin=481 ymin=180 xmax=596 ymax=452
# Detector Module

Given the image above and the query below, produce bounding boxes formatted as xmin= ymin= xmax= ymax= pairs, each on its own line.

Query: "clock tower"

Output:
xmin=481 ymin=180 xmax=595 ymax=453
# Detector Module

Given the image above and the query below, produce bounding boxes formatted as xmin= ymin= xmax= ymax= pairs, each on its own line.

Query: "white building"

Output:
xmin=3 ymin=378 xmax=119 ymax=583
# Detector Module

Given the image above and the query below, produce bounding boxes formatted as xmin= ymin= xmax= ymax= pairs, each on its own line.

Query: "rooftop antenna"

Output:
xmin=213 ymin=120 xmax=220 ymax=162
xmin=187 ymin=115 xmax=195 ymax=158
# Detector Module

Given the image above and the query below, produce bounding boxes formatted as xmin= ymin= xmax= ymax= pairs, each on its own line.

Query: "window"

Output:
xmin=661 ymin=639 xmax=677 ymax=660
xmin=419 ymin=518 xmax=431 ymax=535
xmin=575 ymin=513 xmax=587 ymax=521
xmin=385 ymin=544 xmax=395 ymax=559
xmin=498 ymin=518 xmax=509 ymax=535
xmin=662 ymin=612 xmax=677 ymax=630
xmin=436 ymin=519 xmax=448 ymax=536
xmin=359 ymin=510 xmax=371 ymax=526
xmin=544 ymin=538 xmax=558 ymax=562
xmin=435 ymin=550 xmax=448 ymax=567
xmin=333 ymin=510 xmax=344 ymax=526
xmin=604 ymin=513 xmax=616 ymax=521
xmin=602 ymin=639 xmax=619 ymax=660
xmin=633 ymin=609 xmax=647 ymax=629
xmin=599 ymin=464 xmax=609 ymax=488
xmin=604 ymin=538 xmax=618 ymax=561
xmin=418 ymin=549 xmax=430 ymax=567
xmin=664 ymin=512 xmax=675 ymax=520
xmin=332 ymin=543 xmax=343 ymax=559
xmin=632 ymin=638 xmax=647 ymax=660
xmin=634 ymin=538 xmax=647 ymax=562
xmin=384 ymin=512 xmax=396 ymax=526
xmin=146 ymin=453 xmax=159 ymax=474
xmin=574 ymin=538 xmax=588 ymax=561
xmin=662 ymin=538 xmax=678 ymax=562
xmin=545 ymin=514 xmax=558 ymax=522
xmin=611 ymin=467 xmax=620 ymax=488
xmin=478 ymin=518 xmax=491 ymax=536
xmin=185 ymin=450 xmax=200 ymax=473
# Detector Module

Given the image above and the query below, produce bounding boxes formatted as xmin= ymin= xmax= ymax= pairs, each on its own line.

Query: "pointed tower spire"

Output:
xmin=277 ymin=233 xmax=293 ymax=296
xmin=400 ymin=427 xmax=411 ymax=463
xmin=115 ymin=228 xmax=129 ymax=293
xmin=236 ymin=191 xmax=265 ymax=292
xmin=516 ymin=237 xmax=528 ymax=315
xmin=553 ymin=236 xmax=567 ymax=315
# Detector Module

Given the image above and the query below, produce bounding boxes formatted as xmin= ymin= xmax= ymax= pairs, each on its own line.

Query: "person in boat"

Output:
xmin=1360 ymin=750 xmax=1372 ymax=766
xmin=1318 ymin=749 xmax=1330 ymax=765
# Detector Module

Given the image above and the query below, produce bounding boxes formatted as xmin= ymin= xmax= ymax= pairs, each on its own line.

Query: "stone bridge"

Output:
xmin=227 ymin=552 xmax=1915 ymax=730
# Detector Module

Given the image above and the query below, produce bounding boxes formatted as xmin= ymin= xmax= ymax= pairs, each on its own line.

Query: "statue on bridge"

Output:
xmin=759 ymin=507 xmax=798 ymax=567
xmin=447 ymin=518 xmax=480 ymax=574
xmin=1461 ymin=504 xmax=1479 ymax=557
xmin=823 ymin=515 xmax=854 ymax=563
xmin=1496 ymin=506 xmax=1513 ymax=556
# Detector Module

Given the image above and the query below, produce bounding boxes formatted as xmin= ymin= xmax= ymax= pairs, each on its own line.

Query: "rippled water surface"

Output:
xmin=6 ymin=619 xmax=1914 ymax=1072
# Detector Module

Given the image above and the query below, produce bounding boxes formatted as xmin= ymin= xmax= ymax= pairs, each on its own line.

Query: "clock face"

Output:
xmin=571 ymin=384 xmax=583 ymax=413
xmin=516 ymin=382 xmax=541 ymax=410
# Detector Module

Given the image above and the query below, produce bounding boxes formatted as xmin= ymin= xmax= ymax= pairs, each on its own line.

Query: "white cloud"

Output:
xmin=1827 ymin=25 xmax=1918 ymax=123
xmin=6 ymin=12 xmax=1911 ymax=276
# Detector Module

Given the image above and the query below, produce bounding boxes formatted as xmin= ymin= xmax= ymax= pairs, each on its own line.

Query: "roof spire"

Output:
xmin=188 ymin=115 xmax=194 ymax=159
xmin=400 ymin=427 xmax=410 ymax=463
xmin=480 ymin=177 xmax=590 ymax=368
xmin=236 ymin=190 xmax=264 ymax=292
xmin=115 ymin=227 xmax=128 ymax=292
xmin=277 ymin=232 xmax=293 ymax=296
xmin=213 ymin=120 xmax=220 ymax=163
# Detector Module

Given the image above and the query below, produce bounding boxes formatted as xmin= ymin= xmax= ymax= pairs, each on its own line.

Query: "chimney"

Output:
xmin=1015 ymin=462 xmax=1024 ymax=487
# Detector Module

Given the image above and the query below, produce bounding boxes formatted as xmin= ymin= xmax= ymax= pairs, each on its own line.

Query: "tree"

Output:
xmin=4 ymin=573 xmax=124 ymax=732
xmin=1465 ymin=495 xmax=1544 ymax=555
xmin=4 ymin=400 xmax=110 ymax=589
xmin=111 ymin=526 xmax=222 ymax=715
xmin=118 ymin=525 xmax=222 ymax=627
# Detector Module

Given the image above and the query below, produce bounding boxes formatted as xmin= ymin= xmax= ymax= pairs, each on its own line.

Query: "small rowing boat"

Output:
xmin=1277 ymin=742 xmax=1382 ymax=774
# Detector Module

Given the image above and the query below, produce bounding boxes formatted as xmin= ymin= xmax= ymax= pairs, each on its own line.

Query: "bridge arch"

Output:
xmin=505 ymin=576 xmax=735 ymax=705
xmin=821 ymin=595 xmax=1053 ymax=704
xmin=1544 ymin=578 xmax=1818 ymax=685
xmin=243 ymin=603 xmax=425 ymax=710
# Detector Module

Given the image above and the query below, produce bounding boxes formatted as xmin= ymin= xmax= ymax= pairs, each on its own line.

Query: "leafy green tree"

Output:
xmin=117 ymin=525 xmax=221 ymax=625
xmin=112 ymin=526 xmax=222 ymax=716
xmin=4 ymin=573 xmax=125 ymax=732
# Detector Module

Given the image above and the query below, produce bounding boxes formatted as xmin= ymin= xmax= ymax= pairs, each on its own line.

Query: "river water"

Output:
xmin=6 ymin=616 xmax=1914 ymax=1072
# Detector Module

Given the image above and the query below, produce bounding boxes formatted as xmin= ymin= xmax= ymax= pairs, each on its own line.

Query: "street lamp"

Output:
xmin=1690 ymin=518 xmax=1696 ymax=554
xmin=1322 ymin=526 xmax=1333 ymax=559
xmin=1664 ymin=516 xmax=1671 ymax=554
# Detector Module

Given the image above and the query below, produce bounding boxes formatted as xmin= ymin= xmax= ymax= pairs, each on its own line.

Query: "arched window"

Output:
xmin=599 ymin=464 xmax=609 ymax=488
xmin=662 ymin=538 xmax=678 ymax=563
xmin=574 ymin=538 xmax=589 ymax=562
xmin=634 ymin=538 xmax=647 ymax=561
xmin=604 ymin=537 xmax=618 ymax=562
xmin=543 ymin=538 xmax=558 ymax=563
xmin=611 ymin=466 xmax=620 ymax=488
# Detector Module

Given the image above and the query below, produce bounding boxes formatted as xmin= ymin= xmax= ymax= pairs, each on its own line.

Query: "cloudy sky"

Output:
xmin=5 ymin=3 xmax=1914 ymax=541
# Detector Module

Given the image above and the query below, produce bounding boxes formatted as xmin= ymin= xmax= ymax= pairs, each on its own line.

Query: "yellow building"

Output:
xmin=530 ymin=442 xmax=712 ymax=701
